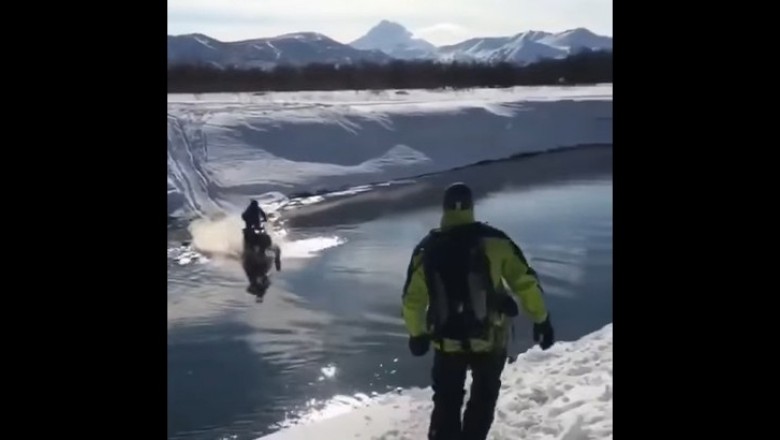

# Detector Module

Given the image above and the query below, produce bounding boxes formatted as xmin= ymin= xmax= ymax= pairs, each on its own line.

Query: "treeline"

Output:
xmin=167 ymin=49 xmax=612 ymax=93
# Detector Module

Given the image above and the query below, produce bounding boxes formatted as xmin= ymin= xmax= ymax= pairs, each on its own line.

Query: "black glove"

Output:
xmin=408 ymin=335 xmax=430 ymax=357
xmin=533 ymin=314 xmax=554 ymax=350
xmin=498 ymin=295 xmax=519 ymax=317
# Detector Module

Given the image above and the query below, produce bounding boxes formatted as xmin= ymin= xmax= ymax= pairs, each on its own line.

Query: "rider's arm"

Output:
xmin=402 ymin=238 xmax=430 ymax=337
xmin=273 ymin=244 xmax=281 ymax=271
xmin=480 ymin=225 xmax=548 ymax=323
xmin=498 ymin=237 xmax=548 ymax=323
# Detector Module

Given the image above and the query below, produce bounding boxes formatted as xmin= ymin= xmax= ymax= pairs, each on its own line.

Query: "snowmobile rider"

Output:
xmin=401 ymin=182 xmax=555 ymax=440
xmin=240 ymin=199 xmax=274 ymax=260
xmin=240 ymin=200 xmax=280 ymax=294
xmin=242 ymin=199 xmax=268 ymax=231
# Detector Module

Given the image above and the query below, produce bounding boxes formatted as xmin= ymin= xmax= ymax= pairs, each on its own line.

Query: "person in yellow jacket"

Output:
xmin=402 ymin=182 xmax=554 ymax=440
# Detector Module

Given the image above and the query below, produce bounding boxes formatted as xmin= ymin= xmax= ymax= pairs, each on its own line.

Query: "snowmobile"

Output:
xmin=241 ymin=222 xmax=281 ymax=300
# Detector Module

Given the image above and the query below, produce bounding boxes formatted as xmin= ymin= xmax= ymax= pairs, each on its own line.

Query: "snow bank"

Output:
xmin=167 ymin=85 xmax=612 ymax=217
xmin=259 ymin=323 xmax=612 ymax=440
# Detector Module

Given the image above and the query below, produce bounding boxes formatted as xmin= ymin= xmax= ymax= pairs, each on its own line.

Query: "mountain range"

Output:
xmin=168 ymin=20 xmax=612 ymax=69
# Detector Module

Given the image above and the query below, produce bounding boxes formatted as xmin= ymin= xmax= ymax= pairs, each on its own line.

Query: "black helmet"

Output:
xmin=442 ymin=182 xmax=473 ymax=211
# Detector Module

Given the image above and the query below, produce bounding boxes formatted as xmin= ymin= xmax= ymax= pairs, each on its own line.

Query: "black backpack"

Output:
xmin=421 ymin=224 xmax=498 ymax=351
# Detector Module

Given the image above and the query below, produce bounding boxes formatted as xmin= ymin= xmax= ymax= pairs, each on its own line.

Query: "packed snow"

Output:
xmin=167 ymin=85 xmax=612 ymax=218
xmin=258 ymin=323 xmax=613 ymax=440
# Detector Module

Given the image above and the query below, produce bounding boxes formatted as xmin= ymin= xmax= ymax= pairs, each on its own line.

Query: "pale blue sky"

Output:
xmin=168 ymin=0 xmax=612 ymax=46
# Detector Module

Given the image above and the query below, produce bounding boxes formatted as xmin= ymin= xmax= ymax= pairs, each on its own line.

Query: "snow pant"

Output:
xmin=428 ymin=348 xmax=507 ymax=440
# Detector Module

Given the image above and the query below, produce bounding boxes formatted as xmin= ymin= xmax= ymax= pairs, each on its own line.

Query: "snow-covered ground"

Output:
xmin=167 ymin=85 xmax=612 ymax=218
xmin=259 ymin=323 xmax=612 ymax=440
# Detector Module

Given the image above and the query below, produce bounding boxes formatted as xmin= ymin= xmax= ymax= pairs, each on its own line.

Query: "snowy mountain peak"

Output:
xmin=560 ymin=27 xmax=598 ymax=38
xmin=350 ymin=20 xmax=437 ymax=60
xmin=181 ymin=33 xmax=215 ymax=41
xmin=372 ymin=20 xmax=413 ymax=40
xmin=513 ymin=30 xmax=551 ymax=42
xmin=540 ymin=28 xmax=612 ymax=51
xmin=168 ymin=31 xmax=391 ymax=69
xmin=275 ymin=32 xmax=330 ymax=41
xmin=168 ymin=23 xmax=612 ymax=69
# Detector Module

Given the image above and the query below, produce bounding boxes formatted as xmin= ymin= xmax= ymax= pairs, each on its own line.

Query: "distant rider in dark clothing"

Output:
xmin=242 ymin=199 xmax=268 ymax=230
xmin=240 ymin=200 xmax=280 ymax=295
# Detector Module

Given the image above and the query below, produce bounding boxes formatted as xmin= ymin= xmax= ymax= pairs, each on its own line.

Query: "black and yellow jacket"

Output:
xmin=401 ymin=205 xmax=548 ymax=353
